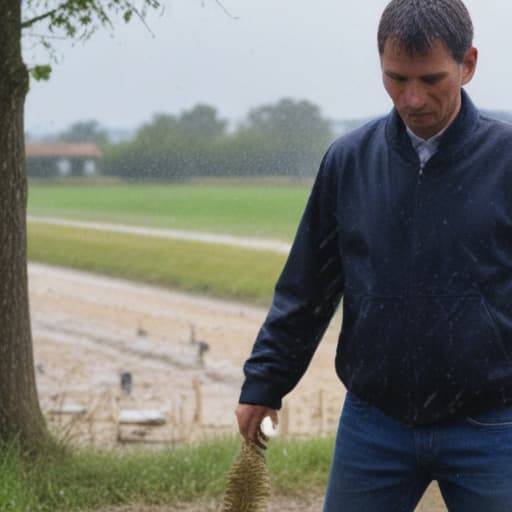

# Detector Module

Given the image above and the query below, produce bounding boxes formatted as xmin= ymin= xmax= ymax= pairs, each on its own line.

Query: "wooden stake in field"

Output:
xmin=192 ymin=378 xmax=203 ymax=425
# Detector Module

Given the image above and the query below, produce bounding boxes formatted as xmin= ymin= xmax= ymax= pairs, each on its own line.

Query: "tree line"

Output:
xmin=54 ymin=98 xmax=335 ymax=180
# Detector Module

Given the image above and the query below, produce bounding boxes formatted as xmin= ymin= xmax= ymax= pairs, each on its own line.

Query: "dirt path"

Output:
xmin=92 ymin=494 xmax=325 ymax=511
xmin=30 ymin=262 xmax=342 ymax=443
xmin=29 ymin=263 xmax=446 ymax=510
xmin=93 ymin=488 xmax=447 ymax=511
xmin=27 ymin=216 xmax=291 ymax=253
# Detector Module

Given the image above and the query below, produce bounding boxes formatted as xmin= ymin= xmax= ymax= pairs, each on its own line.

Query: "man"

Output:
xmin=236 ymin=0 xmax=512 ymax=510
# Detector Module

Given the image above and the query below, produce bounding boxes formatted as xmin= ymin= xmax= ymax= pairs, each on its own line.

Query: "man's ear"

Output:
xmin=461 ymin=47 xmax=478 ymax=85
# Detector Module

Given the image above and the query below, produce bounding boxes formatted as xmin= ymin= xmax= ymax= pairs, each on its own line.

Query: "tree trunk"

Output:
xmin=0 ymin=1 xmax=47 ymax=447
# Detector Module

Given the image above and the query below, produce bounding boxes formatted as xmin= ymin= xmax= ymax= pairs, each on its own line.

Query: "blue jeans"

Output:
xmin=323 ymin=392 xmax=512 ymax=511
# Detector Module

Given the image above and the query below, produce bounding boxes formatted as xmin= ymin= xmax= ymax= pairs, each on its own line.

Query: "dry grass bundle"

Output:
xmin=222 ymin=441 xmax=271 ymax=512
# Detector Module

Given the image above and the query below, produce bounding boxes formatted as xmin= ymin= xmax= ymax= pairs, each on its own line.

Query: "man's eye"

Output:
xmin=423 ymin=76 xmax=442 ymax=84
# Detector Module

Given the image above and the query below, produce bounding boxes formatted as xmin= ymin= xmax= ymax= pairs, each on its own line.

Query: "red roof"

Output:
xmin=26 ymin=143 xmax=101 ymax=158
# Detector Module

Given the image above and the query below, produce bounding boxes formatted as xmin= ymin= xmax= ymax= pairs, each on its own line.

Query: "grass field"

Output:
xmin=28 ymin=222 xmax=286 ymax=305
xmin=27 ymin=182 xmax=311 ymax=241
xmin=0 ymin=436 xmax=333 ymax=511
xmin=27 ymin=182 xmax=308 ymax=303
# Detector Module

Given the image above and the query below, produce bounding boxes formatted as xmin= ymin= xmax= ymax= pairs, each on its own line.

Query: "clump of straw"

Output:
xmin=222 ymin=441 xmax=271 ymax=512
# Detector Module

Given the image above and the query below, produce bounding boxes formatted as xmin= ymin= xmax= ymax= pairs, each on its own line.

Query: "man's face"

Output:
xmin=380 ymin=38 xmax=477 ymax=139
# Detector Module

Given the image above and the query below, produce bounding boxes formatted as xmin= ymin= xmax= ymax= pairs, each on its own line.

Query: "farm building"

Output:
xmin=26 ymin=142 xmax=102 ymax=178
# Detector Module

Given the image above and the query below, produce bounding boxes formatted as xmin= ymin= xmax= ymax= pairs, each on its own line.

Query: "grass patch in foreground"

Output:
xmin=1 ymin=436 xmax=333 ymax=511
xmin=28 ymin=223 xmax=286 ymax=305
xmin=0 ymin=444 xmax=36 ymax=511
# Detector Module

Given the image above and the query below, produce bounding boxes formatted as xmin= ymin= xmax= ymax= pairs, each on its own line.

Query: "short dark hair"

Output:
xmin=377 ymin=0 xmax=473 ymax=63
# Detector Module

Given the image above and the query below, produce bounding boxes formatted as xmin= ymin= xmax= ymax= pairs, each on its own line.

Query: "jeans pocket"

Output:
xmin=466 ymin=405 xmax=512 ymax=428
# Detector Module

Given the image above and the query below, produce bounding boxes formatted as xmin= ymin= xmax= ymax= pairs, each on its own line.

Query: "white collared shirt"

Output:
xmin=406 ymin=126 xmax=446 ymax=172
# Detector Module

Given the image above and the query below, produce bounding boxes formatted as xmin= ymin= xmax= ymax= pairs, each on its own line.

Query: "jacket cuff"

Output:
xmin=239 ymin=378 xmax=282 ymax=410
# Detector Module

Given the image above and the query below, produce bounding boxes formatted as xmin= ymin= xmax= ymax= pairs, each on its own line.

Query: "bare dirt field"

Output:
xmin=91 ymin=494 xmax=325 ymax=511
xmin=29 ymin=263 xmax=446 ymax=511
xmin=90 ymin=489 xmax=446 ymax=512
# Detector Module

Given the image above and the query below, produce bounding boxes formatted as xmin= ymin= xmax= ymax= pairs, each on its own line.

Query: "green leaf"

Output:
xmin=30 ymin=65 xmax=52 ymax=81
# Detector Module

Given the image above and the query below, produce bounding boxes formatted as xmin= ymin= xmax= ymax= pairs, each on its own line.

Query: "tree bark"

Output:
xmin=0 ymin=0 xmax=47 ymax=447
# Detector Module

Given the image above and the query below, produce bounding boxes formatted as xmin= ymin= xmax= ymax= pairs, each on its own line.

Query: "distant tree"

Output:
xmin=180 ymin=104 xmax=227 ymax=139
xmin=104 ymin=105 xmax=227 ymax=179
xmin=0 ymin=0 xmax=160 ymax=449
xmin=104 ymin=99 xmax=334 ymax=180
xmin=58 ymin=120 xmax=110 ymax=146
xmin=119 ymin=113 xmax=184 ymax=179
xmin=177 ymin=104 xmax=227 ymax=177
xmin=135 ymin=113 xmax=181 ymax=147
xmin=234 ymin=98 xmax=333 ymax=176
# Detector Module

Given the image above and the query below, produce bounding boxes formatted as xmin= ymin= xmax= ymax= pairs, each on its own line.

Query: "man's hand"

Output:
xmin=235 ymin=403 xmax=278 ymax=450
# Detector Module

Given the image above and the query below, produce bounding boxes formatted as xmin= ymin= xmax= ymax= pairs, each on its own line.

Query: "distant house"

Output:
xmin=25 ymin=143 xmax=102 ymax=178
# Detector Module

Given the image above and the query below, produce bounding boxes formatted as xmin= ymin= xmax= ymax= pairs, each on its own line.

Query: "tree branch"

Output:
xmin=22 ymin=9 xmax=58 ymax=30
xmin=129 ymin=4 xmax=157 ymax=38
xmin=215 ymin=0 xmax=239 ymax=20
xmin=23 ymin=33 xmax=70 ymax=40
xmin=21 ymin=1 xmax=72 ymax=30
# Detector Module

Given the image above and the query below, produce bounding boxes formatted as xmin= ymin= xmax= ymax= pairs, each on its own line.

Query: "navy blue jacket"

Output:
xmin=240 ymin=90 xmax=512 ymax=425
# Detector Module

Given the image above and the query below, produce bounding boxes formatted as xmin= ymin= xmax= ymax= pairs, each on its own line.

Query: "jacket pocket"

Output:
xmin=337 ymin=296 xmax=407 ymax=401
xmin=409 ymin=295 xmax=511 ymax=419
xmin=411 ymin=295 xmax=510 ymax=373
xmin=338 ymin=294 xmax=512 ymax=424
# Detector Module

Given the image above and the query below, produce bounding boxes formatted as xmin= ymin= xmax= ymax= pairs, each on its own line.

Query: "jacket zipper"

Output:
xmin=405 ymin=161 xmax=425 ymax=417
xmin=406 ymin=162 xmax=424 ymax=299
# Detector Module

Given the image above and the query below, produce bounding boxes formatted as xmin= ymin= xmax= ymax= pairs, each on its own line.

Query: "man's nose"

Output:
xmin=403 ymin=81 xmax=426 ymax=109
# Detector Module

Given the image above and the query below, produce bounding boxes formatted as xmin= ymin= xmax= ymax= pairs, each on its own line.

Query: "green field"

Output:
xmin=26 ymin=182 xmax=312 ymax=303
xmin=0 ymin=436 xmax=333 ymax=511
xmin=27 ymin=182 xmax=311 ymax=241
xmin=28 ymin=223 xmax=286 ymax=305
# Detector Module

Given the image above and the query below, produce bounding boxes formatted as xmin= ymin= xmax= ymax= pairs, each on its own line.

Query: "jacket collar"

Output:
xmin=385 ymin=89 xmax=480 ymax=159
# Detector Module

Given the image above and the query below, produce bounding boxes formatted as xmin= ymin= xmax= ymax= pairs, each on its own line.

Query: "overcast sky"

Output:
xmin=24 ymin=0 xmax=509 ymax=136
